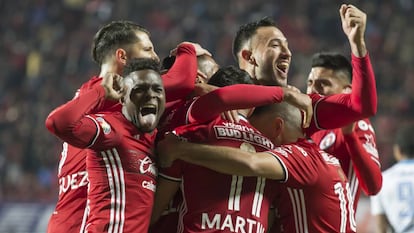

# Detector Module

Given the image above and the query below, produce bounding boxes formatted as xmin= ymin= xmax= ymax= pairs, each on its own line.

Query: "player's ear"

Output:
xmin=273 ymin=117 xmax=284 ymax=138
xmin=241 ymin=50 xmax=256 ymax=65
xmin=115 ymin=48 xmax=127 ymax=65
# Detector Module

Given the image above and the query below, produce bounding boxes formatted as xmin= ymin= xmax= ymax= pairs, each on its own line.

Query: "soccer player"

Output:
xmin=232 ymin=4 xmax=377 ymax=136
xmin=306 ymin=52 xmax=382 ymax=211
xmin=370 ymin=124 xmax=414 ymax=233
xmin=151 ymin=65 xmax=313 ymax=233
xmin=46 ymin=58 xmax=165 ymax=233
xmin=157 ymin=102 xmax=358 ymax=233
xmin=46 ymin=21 xmax=159 ymax=233
xmin=47 ymin=20 xmax=207 ymax=232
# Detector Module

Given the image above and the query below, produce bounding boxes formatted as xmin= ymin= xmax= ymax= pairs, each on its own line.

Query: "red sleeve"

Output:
xmin=305 ymin=54 xmax=377 ymax=136
xmin=162 ymin=44 xmax=197 ymax=103
xmin=45 ymin=86 xmax=107 ymax=148
xmin=267 ymin=145 xmax=319 ymax=186
xmin=188 ymin=84 xmax=284 ymax=123
xmin=343 ymin=121 xmax=382 ymax=195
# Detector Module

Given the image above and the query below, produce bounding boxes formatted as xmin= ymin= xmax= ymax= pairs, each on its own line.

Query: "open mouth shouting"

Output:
xmin=133 ymin=103 xmax=159 ymax=132
xmin=275 ymin=60 xmax=289 ymax=79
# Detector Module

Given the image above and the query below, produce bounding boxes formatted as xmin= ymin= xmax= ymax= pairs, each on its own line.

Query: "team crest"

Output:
xmin=96 ymin=117 xmax=111 ymax=134
xmin=319 ymin=132 xmax=336 ymax=150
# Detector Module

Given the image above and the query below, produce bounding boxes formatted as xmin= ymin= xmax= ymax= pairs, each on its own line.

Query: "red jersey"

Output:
xmin=158 ymin=84 xmax=288 ymax=233
xmin=153 ymin=84 xmax=286 ymax=233
xmin=161 ymin=116 xmax=277 ymax=233
xmin=310 ymin=119 xmax=381 ymax=210
xmin=46 ymin=86 xmax=158 ymax=233
xmin=47 ymin=76 xmax=120 ymax=233
xmin=47 ymin=43 xmax=197 ymax=233
xmin=269 ymin=140 xmax=357 ymax=233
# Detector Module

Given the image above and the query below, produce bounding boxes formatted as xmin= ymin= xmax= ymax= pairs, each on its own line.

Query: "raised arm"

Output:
xmin=306 ymin=5 xmax=376 ymax=134
xmin=45 ymin=73 xmax=123 ymax=148
xmin=163 ymin=42 xmax=211 ymax=103
xmin=189 ymin=85 xmax=312 ymax=127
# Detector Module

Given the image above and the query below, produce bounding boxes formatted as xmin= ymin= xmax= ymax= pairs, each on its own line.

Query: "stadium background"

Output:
xmin=0 ymin=0 xmax=412 ymax=232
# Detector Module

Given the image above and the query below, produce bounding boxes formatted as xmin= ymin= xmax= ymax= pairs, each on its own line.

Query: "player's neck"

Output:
xmin=99 ymin=62 xmax=121 ymax=77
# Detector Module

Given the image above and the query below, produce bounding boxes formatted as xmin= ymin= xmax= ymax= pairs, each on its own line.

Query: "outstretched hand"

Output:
xmin=282 ymin=87 xmax=313 ymax=128
xmin=101 ymin=72 xmax=125 ymax=101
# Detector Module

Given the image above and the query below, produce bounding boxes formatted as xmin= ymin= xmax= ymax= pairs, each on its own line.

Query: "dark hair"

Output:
xmin=232 ymin=16 xmax=277 ymax=62
xmin=311 ymin=52 xmax=353 ymax=83
xmin=91 ymin=20 xmax=149 ymax=65
xmin=395 ymin=124 xmax=414 ymax=158
xmin=161 ymin=55 xmax=176 ymax=70
xmin=207 ymin=65 xmax=253 ymax=87
xmin=123 ymin=58 xmax=160 ymax=76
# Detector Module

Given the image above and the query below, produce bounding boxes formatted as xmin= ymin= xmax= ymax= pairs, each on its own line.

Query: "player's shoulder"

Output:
xmin=354 ymin=118 xmax=375 ymax=133
xmin=74 ymin=75 xmax=101 ymax=98
xmin=87 ymin=113 xmax=115 ymax=134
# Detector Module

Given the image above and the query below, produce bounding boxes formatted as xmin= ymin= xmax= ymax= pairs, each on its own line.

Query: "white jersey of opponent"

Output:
xmin=370 ymin=159 xmax=414 ymax=233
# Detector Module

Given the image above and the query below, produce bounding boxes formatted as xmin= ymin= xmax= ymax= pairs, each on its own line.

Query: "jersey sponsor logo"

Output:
xmin=319 ymin=131 xmax=336 ymax=150
xmin=59 ymin=171 xmax=88 ymax=195
xmin=96 ymin=117 xmax=111 ymax=134
xmin=222 ymin=122 xmax=255 ymax=133
xmin=320 ymin=151 xmax=341 ymax=166
xmin=362 ymin=134 xmax=379 ymax=158
xmin=214 ymin=124 xmax=274 ymax=150
xmin=142 ymin=180 xmax=156 ymax=192
xmin=139 ymin=156 xmax=157 ymax=176
xmin=201 ymin=213 xmax=266 ymax=233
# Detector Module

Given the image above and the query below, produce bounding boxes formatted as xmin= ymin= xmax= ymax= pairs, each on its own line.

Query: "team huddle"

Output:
xmin=45 ymin=3 xmax=409 ymax=233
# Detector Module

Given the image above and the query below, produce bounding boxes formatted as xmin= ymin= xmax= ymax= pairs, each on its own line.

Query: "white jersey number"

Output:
xmin=334 ymin=182 xmax=357 ymax=232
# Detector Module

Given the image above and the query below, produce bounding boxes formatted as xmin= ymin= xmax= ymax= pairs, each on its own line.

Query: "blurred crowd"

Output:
xmin=0 ymin=0 xmax=413 ymax=202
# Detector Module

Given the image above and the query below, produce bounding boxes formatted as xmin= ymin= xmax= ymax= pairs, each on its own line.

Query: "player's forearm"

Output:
xmin=344 ymin=132 xmax=382 ymax=195
xmin=173 ymin=141 xmax=284 ymax=179
xmin=150 ymin=177 xmax=180 ymax=225
xmin=190 ymin=84 xmax=284 ymax=123
xmin=350 ymin=39 xmax=367 ymax=57
xmin=173 ymin=141 xmax=256 ymax=175
xmin=45 ymin=86 xmax=106 ymax=143
xmin=351 ymin=54 xmax=377 ymax=116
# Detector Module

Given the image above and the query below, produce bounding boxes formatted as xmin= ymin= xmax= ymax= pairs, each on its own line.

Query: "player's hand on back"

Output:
xmin=101 ymin=72 xmax=125 ymax=101
xmin=282 ymin=87 xmax=313 ymax=128
xmin=221 ymin=110 xmax=240 ymax=123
